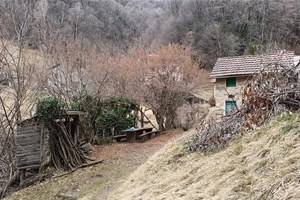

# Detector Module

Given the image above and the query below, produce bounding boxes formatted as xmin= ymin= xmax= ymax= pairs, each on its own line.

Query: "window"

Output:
xmin=226 ymin=77 xmax=236 ymax=87
xmin=225 ymin=100 xmax=237 ymax=115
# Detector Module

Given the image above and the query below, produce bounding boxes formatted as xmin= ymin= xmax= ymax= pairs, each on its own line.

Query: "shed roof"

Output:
xmin=65 ymin=111 xmax=86 ymax=116
xmin=210 ymin=51 xmax=295 ymax=78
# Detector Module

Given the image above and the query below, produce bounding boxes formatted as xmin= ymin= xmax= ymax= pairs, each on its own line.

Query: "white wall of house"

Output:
xmin=214 ymin=76 xmax=249 ymax=115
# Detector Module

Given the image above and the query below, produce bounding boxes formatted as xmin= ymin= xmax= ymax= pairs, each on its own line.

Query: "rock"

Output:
xmin=81 ymin=142 xmax=94 ymax=154
xmin=56 ymin=192 xmax=78 ymax=200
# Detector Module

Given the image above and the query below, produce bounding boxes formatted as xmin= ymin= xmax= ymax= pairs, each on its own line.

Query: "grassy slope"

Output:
xmin=108 ymin=114 xmax=300 ymax=200
xmin=4 ymin=130 xmax=184 ymax=200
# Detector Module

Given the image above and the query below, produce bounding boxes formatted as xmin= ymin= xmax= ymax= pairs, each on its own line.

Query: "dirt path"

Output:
xmin=4 ymin=130 xmax=184 ymax=200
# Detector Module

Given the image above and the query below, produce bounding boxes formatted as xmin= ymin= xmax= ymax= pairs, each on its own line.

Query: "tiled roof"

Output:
xmin=210 ymin=51 xmax=295 ymax=78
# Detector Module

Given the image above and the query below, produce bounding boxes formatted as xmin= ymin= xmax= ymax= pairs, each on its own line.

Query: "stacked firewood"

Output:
xmin=50 ymin=121 xmax=87 ymax=170
xmin=188 ymin=62 xmax=300 ymax=153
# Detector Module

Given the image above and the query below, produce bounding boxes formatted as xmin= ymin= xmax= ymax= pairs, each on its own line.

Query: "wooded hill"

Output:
xmin=0 ymin=0 xmax=300 ymax=67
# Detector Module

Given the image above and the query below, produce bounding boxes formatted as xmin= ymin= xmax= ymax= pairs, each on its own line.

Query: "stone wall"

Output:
xmin=214 ymin=76 xmax=249 ymax=115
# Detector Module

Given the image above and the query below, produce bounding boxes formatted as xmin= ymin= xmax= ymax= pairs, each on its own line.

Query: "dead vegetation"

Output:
xmin=108 ymin=114 xmax=300 ymax=200
xmin=188 ymin=60 xmax=300 ymax=153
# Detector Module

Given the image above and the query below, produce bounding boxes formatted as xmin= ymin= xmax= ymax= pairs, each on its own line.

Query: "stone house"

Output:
xmin=210 ymin=51 xmax=298 ymax=115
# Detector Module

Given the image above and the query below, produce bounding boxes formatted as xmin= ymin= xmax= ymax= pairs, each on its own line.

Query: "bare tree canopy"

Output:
xmin=0 ymin=0 xmax=299 ymax=67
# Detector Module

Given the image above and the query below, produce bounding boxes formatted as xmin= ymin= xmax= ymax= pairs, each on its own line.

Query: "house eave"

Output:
xmin=210 ymin=74 xmax=252 ymax=79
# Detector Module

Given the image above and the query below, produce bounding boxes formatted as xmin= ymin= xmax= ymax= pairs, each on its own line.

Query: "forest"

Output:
xmin=1 ymin=0 xmax=300 ymax=67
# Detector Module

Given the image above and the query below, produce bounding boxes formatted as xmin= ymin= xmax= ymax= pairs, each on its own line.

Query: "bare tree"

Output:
xmin=139 ymin=45 xmax=207 ymax=130
xmin=0 ymin=0 xmax=39 ymax=196
xmin=112 ymin=44 xmax=208 ymax=131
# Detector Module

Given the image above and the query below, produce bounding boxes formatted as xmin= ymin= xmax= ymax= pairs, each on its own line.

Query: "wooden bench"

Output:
xmin=138 ymin=130 xmax=160 ymax=142
xmin=111 ymin=134 xmax=126 ymax=142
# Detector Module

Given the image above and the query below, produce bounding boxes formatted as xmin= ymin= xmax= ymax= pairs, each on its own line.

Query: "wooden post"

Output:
xmin=140 ymin=107 xmax=144 ymax=128
xmin=75 ymin=116 xmax=79 ymax=144
xmin=140 ymin=109 xmax=158 ymax=131
xmin=19 ymin=169 xmax=26 ymax=184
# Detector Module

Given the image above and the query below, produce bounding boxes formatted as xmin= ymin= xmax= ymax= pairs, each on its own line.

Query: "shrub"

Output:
xmin=36 ymin=96 xmax=66 ymax=122
xmin=71 ymin=92 xmax=139 ymax=138
xmin=95 ymin=97 xmax=139 ymax=136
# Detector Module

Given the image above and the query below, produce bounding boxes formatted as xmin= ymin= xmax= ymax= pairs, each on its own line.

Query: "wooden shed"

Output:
xmin=58 ymin=111 xmax=85 ymax=145
xmin=16 ymin=117 xmax=48 ymax=171
xmin=16 ymin=111 xmax=85 ymax=179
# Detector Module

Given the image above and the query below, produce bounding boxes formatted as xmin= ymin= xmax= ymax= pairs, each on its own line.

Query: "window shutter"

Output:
xmin=226 ymin=77 xmax=236 ymax=87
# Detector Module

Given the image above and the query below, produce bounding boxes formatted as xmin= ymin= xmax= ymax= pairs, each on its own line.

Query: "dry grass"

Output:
xmin=108 ymin=113 xmax=300 ymax=200
xmin=3 ymin=130 xmax=184 ymax=200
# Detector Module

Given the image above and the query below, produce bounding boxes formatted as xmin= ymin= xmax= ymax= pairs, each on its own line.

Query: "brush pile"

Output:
xmin=36 ymin=97 xmax=87 ymax=171
xmin=188 ymin=62 xmax=300 ymax=153
xmin=50 ymin=121 xmax=87 ymax=170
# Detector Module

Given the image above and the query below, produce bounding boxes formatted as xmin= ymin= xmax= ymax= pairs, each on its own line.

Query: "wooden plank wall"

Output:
xmin=16 ymin=121 xmax=42 ymax=170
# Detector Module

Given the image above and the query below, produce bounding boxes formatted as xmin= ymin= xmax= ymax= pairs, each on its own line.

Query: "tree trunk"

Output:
xmin=165 ymin=110 xmax=176 ymax=130
xmin=140 ymin=108 xmax=144 ymax=128
xmin=153 ymin=110 xmax=165 ymax=131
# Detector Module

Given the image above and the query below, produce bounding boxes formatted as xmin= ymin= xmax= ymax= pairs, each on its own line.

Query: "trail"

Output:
xmin=4 ymin=130 xmax=184 ymax=200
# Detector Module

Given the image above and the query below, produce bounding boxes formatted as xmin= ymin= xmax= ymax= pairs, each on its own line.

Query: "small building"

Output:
xmin=16 ymin=117 xmax=48 ymax=171
xmin=210 ymin=51 xmax=297 ymax=115
xmin=16 ymin=111 xmax=85 ymax=180
xmin=185 ymin=93 xmax=208 ymax=105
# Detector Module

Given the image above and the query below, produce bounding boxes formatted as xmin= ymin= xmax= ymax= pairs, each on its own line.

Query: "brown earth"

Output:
xmin=4 ymin=129 xmax=184 ymax=200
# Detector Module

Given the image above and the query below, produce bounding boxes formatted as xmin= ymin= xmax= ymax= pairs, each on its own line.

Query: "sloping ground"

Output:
xmin=108 ymin=113 xmax=300 ymax=200
xmin=3 ymin=130 xmax=184 ymax=200
xmin=194 ymin=85 xmax=214 ymax=102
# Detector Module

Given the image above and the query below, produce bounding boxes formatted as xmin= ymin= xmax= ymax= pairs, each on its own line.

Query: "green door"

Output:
xmin=225 ymin=101 xmax=237 ymax=115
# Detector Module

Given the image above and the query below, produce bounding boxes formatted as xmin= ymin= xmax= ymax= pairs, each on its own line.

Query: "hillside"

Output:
xmin=108 ymin=113 xmax=300 ymax=200
xmin=3 ymin=130 xmax=184 ymax=200
xmin=2 ymin=1 xmax=300 ymax=67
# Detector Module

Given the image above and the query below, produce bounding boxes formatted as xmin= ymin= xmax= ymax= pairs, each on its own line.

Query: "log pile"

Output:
xmin=188 ymin=62 xmax=300 ymax=153
xmin=50 ymin=121 xmax=87 ymax=170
